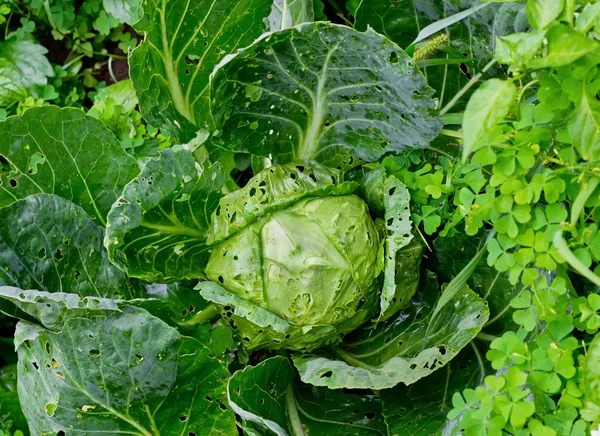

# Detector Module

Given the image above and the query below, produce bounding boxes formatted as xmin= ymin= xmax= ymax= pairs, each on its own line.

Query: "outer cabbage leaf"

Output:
xmin=15 ymin=305 xmax=236 ymax=435
xmin=207 ymin=160 xmax=357 ymax=244
xmin=292 ymin=271 xmax=489 ymax=390
xmin=0 ymin=106 xmax=139 ymax=224
xmin=360 ymin=167 xmax=417 ymax=319
xmin=0 ymin=194 xmax=139 ymax=300
xmin=211 ymin=22 xmax=441 ymax=168
xmin=380 ymin=345 xmax=487 ymax=436
xmin=0 ymin=40 xmax=53 ymax=106
xmin=106 ymin=148 xmax=226 ymax=282
xmin=0 ymin=287 xmax=120 ymax=331
xmin=228 ymin=356 xmax=387 ymax=436
xmin=129 ymin=0 xmax=274 ymax=140
xmin=197 ymin=281 xmax=339 ymax=351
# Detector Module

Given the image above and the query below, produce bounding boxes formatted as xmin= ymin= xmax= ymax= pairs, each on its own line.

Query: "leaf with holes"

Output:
xmin=15 ymin=305 xmax=236 ymax=435
xmin=229 ymin=356 xmax=387 ymax=435
xmin=291 ymin=271 xmax=489 ymax=390
xmin=129 ymin=0 xmax=274 ymax=141
xmin=106 ymin=147 xmax=226 ymax=282
xmin=360 ymin=167 xmax=418 ymax=319
xmin=0 ymin=194 xmax=140 ymax=301
xmin=0 ymin=106 xmax=139 ymax=225
xmin=211 ymin=22 xmax=441 ymax=168
xmin=380 ymin=345 xmax=488 ymax=436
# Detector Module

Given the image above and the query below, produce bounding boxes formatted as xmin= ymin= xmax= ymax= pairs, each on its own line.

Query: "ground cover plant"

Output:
xmin=0 ymin=0 xmax=600 ymax=435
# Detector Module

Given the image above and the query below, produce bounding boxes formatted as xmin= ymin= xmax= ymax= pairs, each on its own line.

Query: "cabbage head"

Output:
xmin=198 ymin=161 xmax=416 ymax=351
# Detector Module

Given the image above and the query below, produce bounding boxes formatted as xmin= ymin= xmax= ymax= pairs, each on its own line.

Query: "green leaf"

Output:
xmin=0 ymin=194 xmax=139 ymax=300
xmin=583 ymin=333 xmax=600 ymax=407
xmin=228 ymin=356 xmax=387 ymax=435
xmin=102 ymin=0 xmax=143 ymax=24
xmin=569 ymin=89 xmax=600 ymax=162
xmin=433 ymin=231 xmax=525 ymax=335
xmin=211 ymin=23 xmax=441 ymax=168
xmin=353 ymin=1 xmax=526 ymax=109
xmin=292 ymin=271 xmax=489 ymax=390
xmin=431 ymin=231 xmax=491 ymax=323
xmin=106 ymin=148 xmax=226 ymax=282
xmin=495 ymin=32 xmax=545 ymax=66
xmin=526 ymin=0 xmax=564 ymax=30
xmin=527 ymin=25 xmax=599 ymax=70
xmin=15 ymin=305 xmax=236 ymax=435
xmin=130 ymin=0 xmax=274 ymax=140
xmin=0 ymin=40 xmax=53 ymax=106
xmin=411 ymin=3 xmax=491 ymax=46
xmin=0 ymin=106 xmax=139 ymax=225
xmin=0 ymin=287 xmax=119 ymax=330
xmin=575 ymin=2 xmax=600 ymax=33
xmin=360 ymin=168 xmax=417 ymax=318
xmin=197 ymin=281 xmax=339 ymax=351
xmin=270 ymin=0 xmax=314 ymax=30
xmin=380 ymin=345 xmax=487 ymax=436
xmin=462 ymin=79 xmax=516 ymax=160
xmin=0 ymin=367 xmax=28 ymax=434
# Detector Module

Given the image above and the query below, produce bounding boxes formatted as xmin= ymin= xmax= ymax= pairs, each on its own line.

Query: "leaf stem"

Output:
xmin=139 ymin=221 xmax=205 ymax=238
xmin=553 ymin=230 xmax=600 ymax=286
xmin=333 ymin=347 xmax=374 ymax=369
xmin=440 ymin=58 xmax=497 ymax=116
xmin=286 ymin=384 xmax=306 ymax=436
xmin=178 ymin=303 xmax=220 ymax=326
xmin=476 ymin=332 xmax=498 ymax=342
xmin=440 ymin=128 xmax=463 ymax=139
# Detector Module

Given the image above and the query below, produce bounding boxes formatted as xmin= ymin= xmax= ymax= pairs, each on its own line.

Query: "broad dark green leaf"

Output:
xmin=360 ymin=168 xmax=418 ymax=318
xmin=353 ymin=1 xmax=527 ymax=109
xmin=0 ymin=40 xmax=53 ymax=107
xmin=106 ymin=148 xmax=226 ymax=282
xmin=129 ymin=0 xmax=274 ymax=140
xmin=270 ymin=0 xmax=314 ymax=30
xmin=211 ymin=22 xmax=441 ymax=168
xmin=142 ymin=281 xmax=214 ymax=326
xmin=103 ymin=0 xmax=143 ymax=24
xmin=569 ymin=88 xmax=600 ymax=162
xmin=0 ymin=194 xmax=139 ymax=300
xmin=432 ymin=231 xmax=525 ymax=336
xmin=292 ymin=271 xmax=489 ymax=390
xmin=380 ymin=345 xmax=486 ymax=436
xmin=229 ymin=356 xmax=386 ymax=435
xmin=0 ymin=106 xmax=139 ymax=224
xmin=462 ymin=79 xmax=516 ymax=160
xmin=15 ymin=305 xmax=236 ymax=435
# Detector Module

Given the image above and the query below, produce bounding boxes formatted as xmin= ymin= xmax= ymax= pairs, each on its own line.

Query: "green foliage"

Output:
xmin=1 ymin=0 xmax=600 ymax=435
